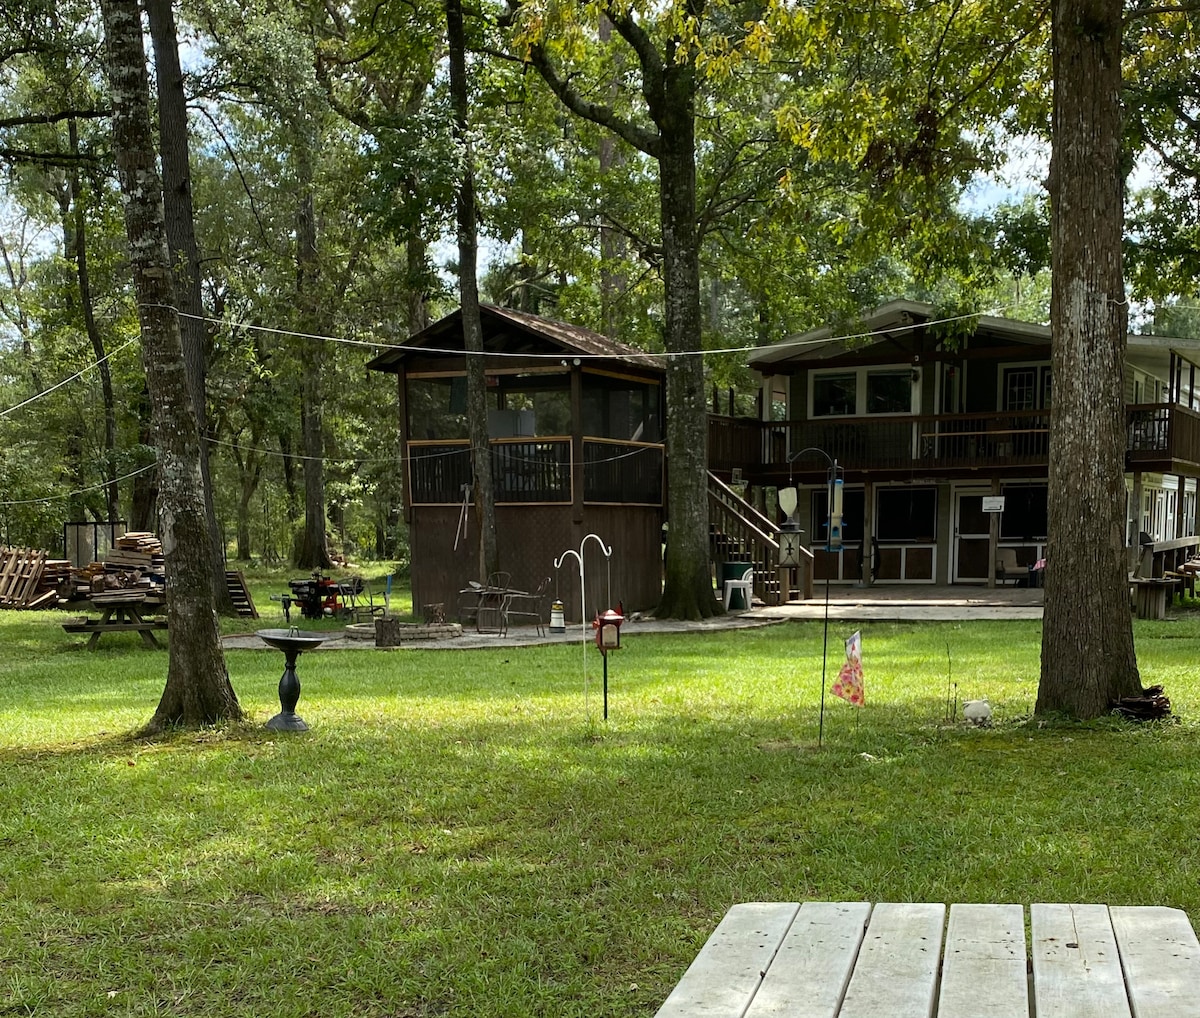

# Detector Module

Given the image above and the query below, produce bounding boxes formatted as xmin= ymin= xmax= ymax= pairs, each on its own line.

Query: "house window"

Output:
xmin=812 ymin=373 xmax=857 ymax=416
xmin=811 ymin=487 xmax=865 ymax=544
xmin=1000 ymin=484 xmax=1048 ymax=540
xmin=866 ymin=370 xmax=913 ymax=414
xmin=811 ymin=367 xmax=915 ymax=417
xmin=875 ymin=487 xmax=937 ymax=542
xmin=1002 ymin=364 xmax=1051 ymax=411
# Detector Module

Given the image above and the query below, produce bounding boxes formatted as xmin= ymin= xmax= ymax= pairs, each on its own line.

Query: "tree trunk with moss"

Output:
xmin=100 ymin=0 xmax=242 ymax=732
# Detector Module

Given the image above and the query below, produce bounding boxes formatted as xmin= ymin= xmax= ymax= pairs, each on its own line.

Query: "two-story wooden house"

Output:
xmin=710 ymin=300 xmax=1200 ymax=587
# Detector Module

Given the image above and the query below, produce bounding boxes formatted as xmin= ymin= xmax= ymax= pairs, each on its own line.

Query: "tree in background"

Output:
xmin=98 ymin=0 xmax=241 ymax=730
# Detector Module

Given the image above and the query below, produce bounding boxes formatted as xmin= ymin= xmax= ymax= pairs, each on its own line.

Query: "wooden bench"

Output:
xmin=654 ymin=901 xmax=1200 ymax=1017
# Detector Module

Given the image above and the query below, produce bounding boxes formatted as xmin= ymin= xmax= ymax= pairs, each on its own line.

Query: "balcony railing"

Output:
xmin=407 ymin=437 xmax=664 ymax=506
xmin=709 ymin=404 xmax=1200 ymax=476
xmin=583 ymin=439 xmax=663 ymax=505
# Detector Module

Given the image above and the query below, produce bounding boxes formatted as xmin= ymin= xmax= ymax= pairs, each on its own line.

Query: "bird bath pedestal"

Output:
xmin=257 ymin=628 xmax=327 ymax=731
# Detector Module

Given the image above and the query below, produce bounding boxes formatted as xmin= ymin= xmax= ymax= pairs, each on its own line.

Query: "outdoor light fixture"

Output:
xmin=777 ymin=485 xmax=803 ymax=567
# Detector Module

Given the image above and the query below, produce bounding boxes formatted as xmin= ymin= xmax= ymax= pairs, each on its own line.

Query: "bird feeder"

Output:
xmin=593 ymin=607 xmax=624 ymax=652
xmin=550 ymin=598 xmax=566 ymax=633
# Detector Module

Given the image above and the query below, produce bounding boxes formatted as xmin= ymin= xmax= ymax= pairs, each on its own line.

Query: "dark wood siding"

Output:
xmin=410 ymin=504 xmax=663 ymax=621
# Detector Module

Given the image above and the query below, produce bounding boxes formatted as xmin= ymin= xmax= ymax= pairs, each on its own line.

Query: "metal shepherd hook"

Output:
xmin=554 ymin=534 xmax=614 ymax=719
xmin=786 ymin=446 xmax=843 ymax=748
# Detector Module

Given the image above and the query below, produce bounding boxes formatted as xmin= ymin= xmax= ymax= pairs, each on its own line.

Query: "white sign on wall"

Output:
xmin=982 ymin=496 xmax=1006 ymax=513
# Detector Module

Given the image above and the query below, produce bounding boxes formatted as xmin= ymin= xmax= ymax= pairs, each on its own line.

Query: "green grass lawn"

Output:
xmin=3 ymin=605 xmax=1200 ymax=1017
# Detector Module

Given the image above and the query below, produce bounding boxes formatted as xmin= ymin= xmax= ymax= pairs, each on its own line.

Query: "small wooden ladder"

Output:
xmin=225 ymin=570 xmax=258 ymax=618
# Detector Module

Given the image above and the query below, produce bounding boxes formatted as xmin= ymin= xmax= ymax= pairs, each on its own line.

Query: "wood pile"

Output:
xmin=72 ymin=532 xmax=167 ymax=601
xmin=0 ymin=546 xmax=72 ymax=609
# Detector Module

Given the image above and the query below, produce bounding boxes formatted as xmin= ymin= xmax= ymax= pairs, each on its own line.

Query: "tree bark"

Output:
xmin=66 ymin=120 xmax=120 ymax=522
xmin=654 ymin=64 xmax=714 ymax=619
xmin=527 ymin=9 xmax=715 ymax=618
xmin=99 ymin=0 xmax=242 ymax=731
xmin=293 ymin=148 xmax=332 ymax=570
xmin=1036 ymin=0 xmax=1141 ymax=717
xmin=146 ymin=0 xmax=234 ymax=612
xmin=446 ymin=0 xmax=497 ymax=581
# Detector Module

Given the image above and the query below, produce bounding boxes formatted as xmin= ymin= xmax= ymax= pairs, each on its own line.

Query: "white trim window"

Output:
xmin=810 ymin=366 xmax=917 ymax=418
xmin=1000 ymin=363 xmax=1052 ymax=411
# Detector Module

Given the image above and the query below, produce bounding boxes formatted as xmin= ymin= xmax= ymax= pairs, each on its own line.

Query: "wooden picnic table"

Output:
xmin=655 ymin=901 xmax=1200 ymax=1017
xmin=62 ymin=594 xmax=167 ymax=649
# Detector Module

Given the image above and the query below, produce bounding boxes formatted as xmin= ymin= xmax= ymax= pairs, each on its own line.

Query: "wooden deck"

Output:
xmin=655 ymin=901 xmax=1200 ymax=1017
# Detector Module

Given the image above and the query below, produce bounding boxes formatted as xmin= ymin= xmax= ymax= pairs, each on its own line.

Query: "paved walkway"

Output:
xmin=224 ymin=585 xmax=1043 ymax=652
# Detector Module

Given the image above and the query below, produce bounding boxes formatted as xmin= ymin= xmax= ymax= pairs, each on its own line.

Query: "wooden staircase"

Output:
xmin=225 ymin=570 xmax=258 ymax=618
xmin=707 ymin=472 xmax=814 ymax=604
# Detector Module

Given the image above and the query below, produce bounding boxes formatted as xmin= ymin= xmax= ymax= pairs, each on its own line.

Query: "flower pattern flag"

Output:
xmin=832 ymin=630 xmax=864 ymax=706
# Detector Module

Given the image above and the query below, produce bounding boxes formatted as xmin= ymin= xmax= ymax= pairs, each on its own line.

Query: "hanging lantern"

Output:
xmin=779 ymin=527 xmax=805 ymax=568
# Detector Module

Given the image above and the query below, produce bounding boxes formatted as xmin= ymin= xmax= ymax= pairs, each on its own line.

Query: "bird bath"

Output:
xmin=257 ymin=628 xmax=327 ymax=731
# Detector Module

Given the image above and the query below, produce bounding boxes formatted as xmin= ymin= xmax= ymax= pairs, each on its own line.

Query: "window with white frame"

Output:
xmin=810 ymin=367 xmax=916 ymax=417
xmin=1001 ymin=364 xmax=1052 ymax=411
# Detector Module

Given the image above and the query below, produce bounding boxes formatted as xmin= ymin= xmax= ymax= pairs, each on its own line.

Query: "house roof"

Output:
xmin=365 ymin=304 xmax=664 ymax=373
xmin=747 ymin=300 xmax=1051 ymax=371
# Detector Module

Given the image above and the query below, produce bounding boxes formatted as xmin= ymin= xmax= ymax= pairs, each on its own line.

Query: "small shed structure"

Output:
xmin=366 ymin=305 xmax=666 ymax=620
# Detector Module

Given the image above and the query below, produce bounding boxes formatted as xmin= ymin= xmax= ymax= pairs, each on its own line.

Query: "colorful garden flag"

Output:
xmin=832 ymin=630 xmax=864 ymax=706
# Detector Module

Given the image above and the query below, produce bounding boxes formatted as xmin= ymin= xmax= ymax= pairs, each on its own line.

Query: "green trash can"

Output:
xmin=718 ymin=560 xmax=751 ymax=610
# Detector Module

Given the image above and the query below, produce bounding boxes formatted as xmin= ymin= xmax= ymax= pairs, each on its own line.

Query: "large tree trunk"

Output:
xmin=99 ymin=0 xmax=242 ymax=732
xmin=655 ymin=67 xmax=715 ymax=620
xmin=447 ymin=0 xmax=497 ymax=581
xmin=146 ymin=0 xmax=233 ymax=611
xmin=293 ymin=153 xmax=332 ymax=570
xmin=66 ymin=121 xmax=120 ymax=522
xmin=1036 ymin=0 xmax=1141 ymax=717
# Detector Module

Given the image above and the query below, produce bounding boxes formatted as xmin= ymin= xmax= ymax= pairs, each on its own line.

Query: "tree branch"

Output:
xmin=0 ymin=147 xmax=100 ymax=168
xmin=0 ymin=109 xmax=110 ymax=129
xmin=525 ymin=42 xmax=661 ymax=157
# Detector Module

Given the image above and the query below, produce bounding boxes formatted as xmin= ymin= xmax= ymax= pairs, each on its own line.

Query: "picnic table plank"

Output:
xmin=743 ymin=901 xmax=872 ymax=1018
xmin=836 ymin=902 xmax=945 ymax=1018
xmin=1110 ymin=905 xmax=1200 ymax=1018
xmin=653 ymin=902 xmax=798 ymax=1018
xmin=937 ymin=903 xmax=1028 ymax=1018
xmin=1031 ymin=903 xmax=1131 ymax=1018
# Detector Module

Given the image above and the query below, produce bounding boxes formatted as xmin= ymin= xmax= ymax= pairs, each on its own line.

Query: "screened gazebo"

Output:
xmin=366 ymin=305 xmax=667 ymax=620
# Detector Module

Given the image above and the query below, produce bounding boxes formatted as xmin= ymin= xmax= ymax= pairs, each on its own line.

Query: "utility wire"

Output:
xmin=0 ymin=338 xmax=138 ymax=419
xmin=155 ymin=305 xmax=1010 ymax=361
xmin=0 ymin=461 xmax=156 ymax=506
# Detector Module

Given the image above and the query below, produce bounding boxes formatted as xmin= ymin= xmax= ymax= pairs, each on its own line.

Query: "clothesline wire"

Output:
xmin=159 ymin=305 xmax=1008 ymax=361
xmin=1 ymin=302 xmax=1018 ymax=422
xmin=0 ymin=461 xmax=156 ymax=507
xmin=0 ymin=338 xmax=138 ymax=419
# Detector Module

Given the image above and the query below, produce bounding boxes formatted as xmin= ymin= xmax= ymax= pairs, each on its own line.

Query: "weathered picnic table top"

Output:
xmin=655 ymin=902 xmax=1200 ymax=1017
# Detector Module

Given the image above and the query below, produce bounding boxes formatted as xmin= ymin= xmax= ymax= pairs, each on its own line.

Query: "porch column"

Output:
xmin=987 ymin=475 xmax=1001 ymax=589
xmin=1177 ymin=474 xmax=1187 ymax=539
xmin=1130 ymin=470 xmax=1144 ymax=572
xmin=570 ymin=364 xmax=584 ymax=525
xmin=860 ymin=479 xmax=874 ymax=587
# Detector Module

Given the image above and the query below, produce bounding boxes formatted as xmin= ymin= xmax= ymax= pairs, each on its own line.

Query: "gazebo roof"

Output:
xmin=366 ymin=304 xmax=664 ymax=374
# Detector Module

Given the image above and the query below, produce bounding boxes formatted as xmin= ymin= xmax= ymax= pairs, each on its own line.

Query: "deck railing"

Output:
xmin=408 ymin=438 xmax=572 ymax=505
xmin=710 ymin=404 xmax=1200 ymax=475
xmin=407 ymin=437 xmax=665 ymax=506
xmin=583 ymin=439 xmax=663 ymax=505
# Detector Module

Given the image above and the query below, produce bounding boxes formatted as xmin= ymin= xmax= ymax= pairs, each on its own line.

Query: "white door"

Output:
xmin=953 ymin=490 xmax=992 ymax=582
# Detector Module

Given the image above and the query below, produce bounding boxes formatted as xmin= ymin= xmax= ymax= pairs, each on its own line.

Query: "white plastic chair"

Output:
xmin=723 ymin=567 xmax=754 ymax=610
